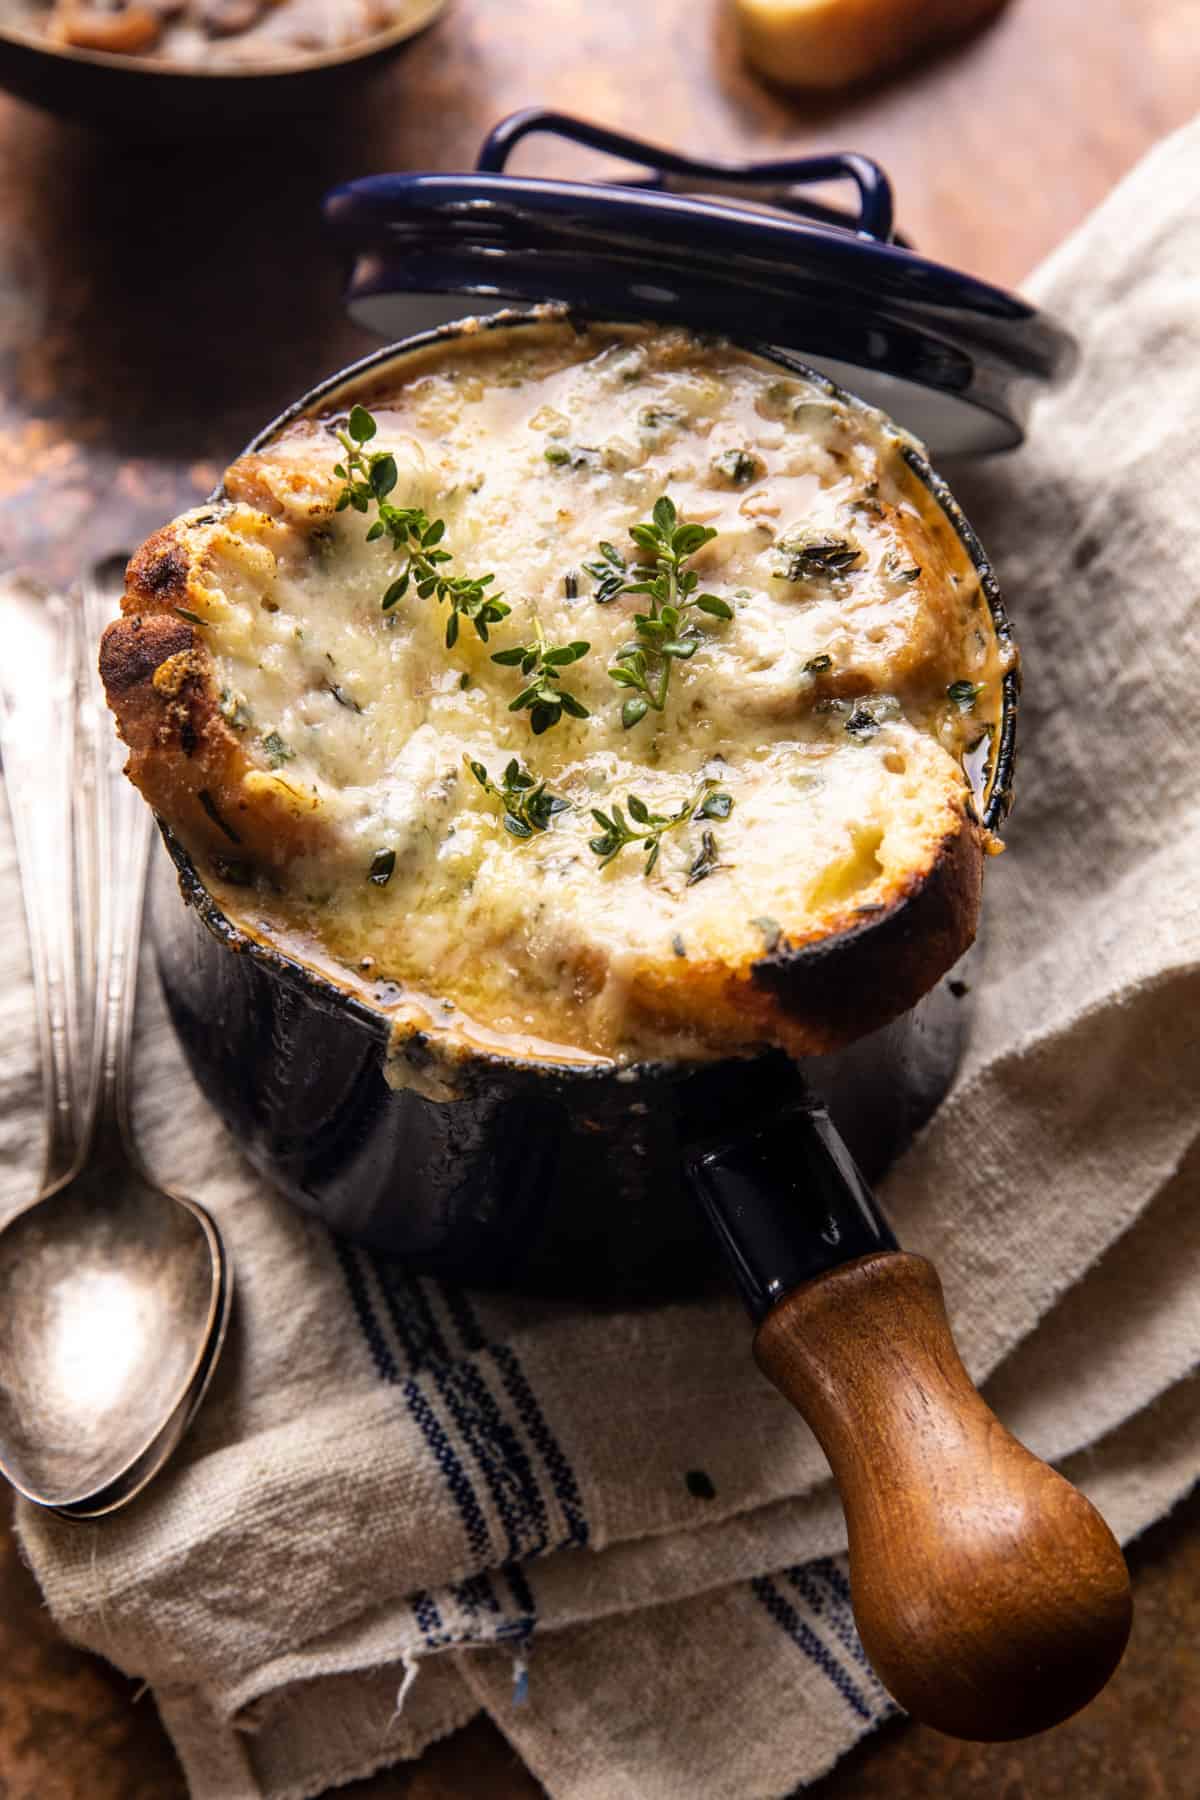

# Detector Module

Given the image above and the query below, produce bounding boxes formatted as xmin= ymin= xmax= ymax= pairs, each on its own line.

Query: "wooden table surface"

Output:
xmin=2 ymin=0 xmax=1198 ymax=1794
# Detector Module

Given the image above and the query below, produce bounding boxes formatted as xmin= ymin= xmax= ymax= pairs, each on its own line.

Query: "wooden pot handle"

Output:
xmin=754 ymin=1250 xmax=1132 ymax=1740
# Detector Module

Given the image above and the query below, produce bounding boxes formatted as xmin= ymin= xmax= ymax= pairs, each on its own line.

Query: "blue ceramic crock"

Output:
xmin=149 ymin=112 xmax=1071 ymax=1297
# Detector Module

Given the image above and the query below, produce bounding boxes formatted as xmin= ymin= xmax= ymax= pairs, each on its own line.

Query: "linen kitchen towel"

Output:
xmin=9 ymin=113 xmax=1200 ymax=1800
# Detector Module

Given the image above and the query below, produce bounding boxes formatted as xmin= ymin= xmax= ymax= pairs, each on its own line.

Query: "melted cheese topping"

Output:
xmin=164 ymin=322 xmax=1008 ymax=1064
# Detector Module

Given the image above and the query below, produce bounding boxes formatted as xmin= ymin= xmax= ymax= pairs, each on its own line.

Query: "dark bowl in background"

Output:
xmin=147 ymin=313 xmax=1013 ymax=1299
xmin=0 ymin=1 xmax=446 ymax=136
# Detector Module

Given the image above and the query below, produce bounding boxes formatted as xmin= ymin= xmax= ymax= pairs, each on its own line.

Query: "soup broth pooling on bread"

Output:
xmin=101 ymin=321 xmax=1012 ymax=1067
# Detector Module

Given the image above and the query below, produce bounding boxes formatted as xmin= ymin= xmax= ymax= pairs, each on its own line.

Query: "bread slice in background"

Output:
xmin=735 ymin=0 xmax=1008 ymax=91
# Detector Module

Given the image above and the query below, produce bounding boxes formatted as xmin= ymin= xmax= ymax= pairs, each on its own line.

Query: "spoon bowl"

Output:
xmin=0 ymin=1160 xmax=225 ymax=1510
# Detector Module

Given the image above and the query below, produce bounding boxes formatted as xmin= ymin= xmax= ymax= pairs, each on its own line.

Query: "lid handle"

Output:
xmin=475 ymin=108 xmax=896 ymax=243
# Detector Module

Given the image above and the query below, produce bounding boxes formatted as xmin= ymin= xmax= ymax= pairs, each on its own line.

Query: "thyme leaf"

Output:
xmin=335 ymin=406 xmax=510 ymax=649
xmin=588 ymin=780 xmax=733 ymax=878
xmin=466 ymin=755 xmax=569 ymax=839
xmin=686 ymin=829 xmax=724 ymax=886
xmin=491 ymin=619 xmax=591 ymax=735
xmin=587 ymin=497 xmax=733 ymax=729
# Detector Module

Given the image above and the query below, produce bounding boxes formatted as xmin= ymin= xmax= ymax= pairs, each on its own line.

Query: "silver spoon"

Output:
xmin=0 ymin=561 xmax=231 ymax=1518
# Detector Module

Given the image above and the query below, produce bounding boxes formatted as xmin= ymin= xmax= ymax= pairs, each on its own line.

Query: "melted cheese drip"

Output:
xmin=183 ymin=323 xmax=1008 ymax=1063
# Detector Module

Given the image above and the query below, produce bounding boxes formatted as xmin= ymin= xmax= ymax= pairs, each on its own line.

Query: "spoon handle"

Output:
xmin=0 ymin=576 xmax=86 ymax=1194
xmin=77 ymin=558 xmax=151 ymax=1151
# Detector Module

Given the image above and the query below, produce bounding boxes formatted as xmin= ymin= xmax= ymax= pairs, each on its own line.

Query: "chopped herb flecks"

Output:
xmin=544 ymin=445 xmax=598 ymax=470
xmin=751 ymin=916 xmax=784 ymax=953
xmin=219 ymin=689 xmax=251 ymax=731
xmin=638 ymin=406 xmax=683 ymax=433
xmin=844 ymin=706 xmax=881 ymax=740
xmin=712 ymin=448 xmax=761 ymax=486
xmin=948 ymin=680 xmax=985 ymax=712
xmin=325 ymin=681 xmax=363 ymax=713
xmin=262 ymin=730 xmax=294 ymax=768
xmin=773 ymin=528 xmax=862 ymax=583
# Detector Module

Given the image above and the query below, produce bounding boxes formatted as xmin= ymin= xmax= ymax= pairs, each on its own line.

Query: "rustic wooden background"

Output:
xmin=2 ymin=0 xmax=1199 ymax=1794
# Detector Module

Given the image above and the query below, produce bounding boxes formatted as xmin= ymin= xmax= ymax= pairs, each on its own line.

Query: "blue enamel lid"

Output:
xmin=324 ymin=108 xmax=1075 ymax=457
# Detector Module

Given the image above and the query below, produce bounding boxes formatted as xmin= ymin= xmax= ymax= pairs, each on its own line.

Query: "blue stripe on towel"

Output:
xmin=373 ymin=1268 xmax=550 ymax=1564
xmin=400 ymin=1376 xmax=492 ymax=1563
xmin=340 ymin=1240 xmax=589 ymax=1658
xmin=334 ymin=1238 xmax=399 ymax=1382
xmin=786 ymin=1564 xmax=874 ymax=1679
xmin=410 ymin=1589 xmax=448 ymax=1648
xmin=809 ymin=1556 xmax=852 ymax=1612
xmin=750 ymin=1575 xmax=875 ymax=1722
xmin=375 ymin=1258 xmax=447 ymax=1369
xmin=484 ymin=1342 xmax=589 ymax=1551
xmin=811 ymin=1559 xmax=897 ymax=1714
xmin=438 ymin=1281 xmax=489 ymax=1354
xmin=453 ymin=1572 xmax=501 ymax=1621
xmin=442 ymin=1285 xmax=590 ymax=1552
xmin=334 ymin=1241 xmax=491 ymax=1563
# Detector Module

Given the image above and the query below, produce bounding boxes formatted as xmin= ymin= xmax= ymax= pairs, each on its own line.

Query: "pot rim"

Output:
xmin=158 ymin=306 xmax=1016 ymax=1082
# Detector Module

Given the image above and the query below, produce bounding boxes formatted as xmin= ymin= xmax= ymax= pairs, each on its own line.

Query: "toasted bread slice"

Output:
xmin=101 ymin=319 xmax=1011 ymax=1066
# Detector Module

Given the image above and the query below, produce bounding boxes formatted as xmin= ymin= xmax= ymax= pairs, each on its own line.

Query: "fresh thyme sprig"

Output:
xmin=589 ymin=781 xmax=733 ymax=877
xmin=490 ymin=619 xmax=591 ymax=735
xmin=584 ymin=497 xmax=733 ymax=730
xmin=465 ymin=755 xmax=569 ymax=839
xmin=334 ymin=405 xmax=510 ymax=649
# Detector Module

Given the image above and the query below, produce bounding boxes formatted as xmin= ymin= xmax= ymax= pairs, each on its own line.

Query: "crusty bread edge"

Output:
xmin=100 ymin=523 xmax=325 ymax=873
xmin=748 ymin=813 xmax=983 ymax=1052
